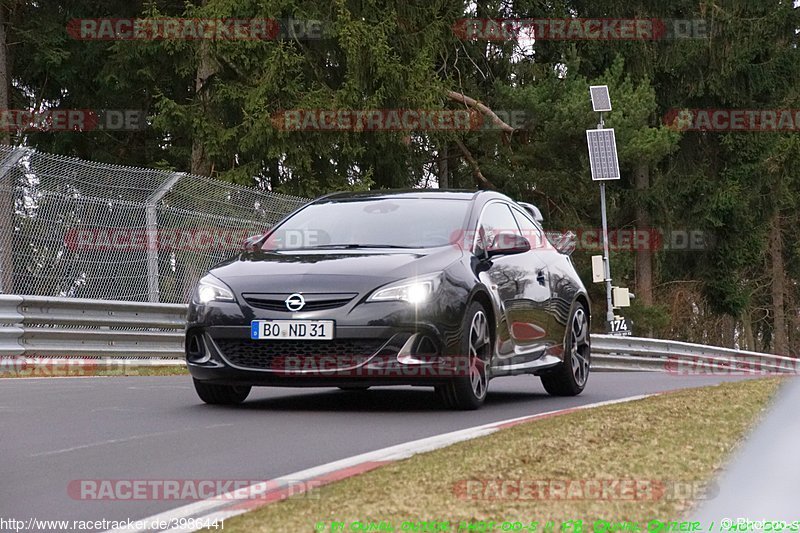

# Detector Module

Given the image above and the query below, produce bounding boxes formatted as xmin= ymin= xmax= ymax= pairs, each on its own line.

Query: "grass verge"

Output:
xmin=220 ymin=378 xmax=783 ymax=532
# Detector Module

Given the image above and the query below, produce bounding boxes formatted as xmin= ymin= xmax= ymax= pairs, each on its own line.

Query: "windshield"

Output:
xmin=262 ymin=198 xmax=470 ymax=250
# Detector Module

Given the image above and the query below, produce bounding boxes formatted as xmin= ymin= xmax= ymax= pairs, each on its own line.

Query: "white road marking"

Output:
xmin=30 ymin=424 xmax=234 ymax=457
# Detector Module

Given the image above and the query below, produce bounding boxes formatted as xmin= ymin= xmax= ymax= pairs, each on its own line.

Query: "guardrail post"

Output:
xmin=145 ymin=172 xmax=185 ymax=303
xmin=0 ymin=294 xmax=25 ymax=357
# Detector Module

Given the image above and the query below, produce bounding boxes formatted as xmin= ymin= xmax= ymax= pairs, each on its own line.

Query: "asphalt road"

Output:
xmin=0 ymin=372 xmax=748 ymax=531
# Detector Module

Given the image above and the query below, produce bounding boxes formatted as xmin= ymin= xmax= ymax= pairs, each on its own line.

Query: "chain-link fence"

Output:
xmin=0 ymin=145 xmax=308 ymax=303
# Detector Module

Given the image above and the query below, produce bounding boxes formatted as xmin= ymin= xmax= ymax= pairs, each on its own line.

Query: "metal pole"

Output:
xmin=599 ymin=182 xmax=614 ymax=326
xmin=145 ymin=172 xmax=184 ymax=303
xmin=596 ymin=112 xmax=614 ymax=328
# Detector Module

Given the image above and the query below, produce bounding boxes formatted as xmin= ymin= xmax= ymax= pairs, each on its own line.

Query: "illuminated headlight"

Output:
xmin=368 ymin=274 xmax=441 ymax=304
xmin=194 ymin=274 xmax=235 ymax=304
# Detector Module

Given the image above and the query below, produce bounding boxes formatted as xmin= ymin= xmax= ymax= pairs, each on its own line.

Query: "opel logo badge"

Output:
xmin=285 ymin=293 xmax=305 ymax=311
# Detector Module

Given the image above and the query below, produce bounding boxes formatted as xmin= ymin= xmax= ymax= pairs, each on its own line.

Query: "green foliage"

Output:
xmin=8 ymin=0 xmax=800 ymax=347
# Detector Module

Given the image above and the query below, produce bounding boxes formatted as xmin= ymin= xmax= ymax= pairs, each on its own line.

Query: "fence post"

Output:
xmin=0 ymin=146 xmax=30 ymax=294
xmin=145 ymin=172 xmax=185 ymax=303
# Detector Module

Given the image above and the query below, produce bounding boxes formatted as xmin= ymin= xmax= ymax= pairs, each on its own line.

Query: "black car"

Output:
xmin=186 ymin=190 xmax=591 ymax=409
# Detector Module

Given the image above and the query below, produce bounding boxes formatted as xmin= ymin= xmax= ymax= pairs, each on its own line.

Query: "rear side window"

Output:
xmin=511 ymin=208 xmax=546 ymax=250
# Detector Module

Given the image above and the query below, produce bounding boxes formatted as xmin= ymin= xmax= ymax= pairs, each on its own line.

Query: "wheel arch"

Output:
xmin=468 ymin=286 xmax=497 ymax=345
xmin=574 ymin=293 xmax=591 ymax=328
xmin=563 ymin=293 xmax=591 ymax=349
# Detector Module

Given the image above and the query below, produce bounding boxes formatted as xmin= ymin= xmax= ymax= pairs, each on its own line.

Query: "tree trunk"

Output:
xmin=770 ymin=210 xmax=788 ymax=355
xmin=190 ymin=37 xmax=217 ymax=176
xmin=786 ymin=295 xmax=796 ymax=356
xmin=634 ymin=164 xmax=653 ymax=307
xmin=741 ymin=309 xmax=754 ymax=352
xmin=267 ymin=158 xmax=279 ymax=191
xmin=0 ymin=4 xmax=13 ymax=293
xmin=437 ymin=144 xmax=449 ymax=189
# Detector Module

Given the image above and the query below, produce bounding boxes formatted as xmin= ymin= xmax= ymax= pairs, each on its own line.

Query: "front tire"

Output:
xmin=436 ymin=301 xmax=492 ymax=410
xmin=193 ymin=379 xmax=251 ymax=405
xmin=540 ymin=304 xmax=590 ymax=396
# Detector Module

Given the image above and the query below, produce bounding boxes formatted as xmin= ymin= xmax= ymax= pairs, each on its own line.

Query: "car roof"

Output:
xmin=316 ymin=189 xmax=508 ymax=202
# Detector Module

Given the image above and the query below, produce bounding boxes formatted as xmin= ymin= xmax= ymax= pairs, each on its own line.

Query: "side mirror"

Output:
xmin=487 ymin=233 xmax=531 ymax=258
xmin=551 ymin=230 xmax=577 ymax=256
xmin=243 ymin=234 xmax=265 ymax=251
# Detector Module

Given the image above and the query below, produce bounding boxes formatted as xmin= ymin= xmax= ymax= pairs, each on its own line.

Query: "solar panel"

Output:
xmin=586 ymin=128 xmax=620 ymax=181
xmin=590 ymin=86 xmax=612 ymax=112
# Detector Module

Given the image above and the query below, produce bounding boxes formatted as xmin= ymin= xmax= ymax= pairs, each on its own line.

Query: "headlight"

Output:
xmin=194 ymin=274 xmax=235 ymax=304
xmin=368 ymin=273 xmax=441 ymax=304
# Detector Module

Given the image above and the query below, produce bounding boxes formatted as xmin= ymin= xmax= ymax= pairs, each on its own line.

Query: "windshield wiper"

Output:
xmin=305 ymin=244 xmax=416 ymax=249
xmin=261 ymin=243 xmax=420 ymax=252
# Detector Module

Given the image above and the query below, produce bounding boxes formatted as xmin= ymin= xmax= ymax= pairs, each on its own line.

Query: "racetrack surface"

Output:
xmin=1 ymin=373 xmax=747 ymax=531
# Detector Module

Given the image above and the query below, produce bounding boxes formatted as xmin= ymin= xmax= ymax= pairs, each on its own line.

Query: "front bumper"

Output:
xmin=186 ymin=323 xmax=468 ymax=387
xmin=185 ymin=277 xmax=471 ymax=387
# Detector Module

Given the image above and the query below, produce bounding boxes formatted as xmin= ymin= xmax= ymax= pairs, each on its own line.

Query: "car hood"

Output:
xmin=209 ymin=246 xmax=464 ymax=294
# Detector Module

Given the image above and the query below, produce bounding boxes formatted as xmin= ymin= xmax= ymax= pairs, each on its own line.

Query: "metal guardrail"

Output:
xmin=0 ymin=295 xmax=186 ymax=359
xmin=0 ymin=295 xmax=795 ymax=373
xmin=591 ymin=334 xmax=797 ymax=374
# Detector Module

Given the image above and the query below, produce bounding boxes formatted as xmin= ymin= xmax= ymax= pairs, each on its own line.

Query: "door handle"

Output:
xmin=536 ymin=270 xmax=547 ymax=286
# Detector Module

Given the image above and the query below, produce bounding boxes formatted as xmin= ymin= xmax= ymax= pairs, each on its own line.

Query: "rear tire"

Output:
xmin=193 ymin=379 xmax=251 ymax=405
xmin=540 ymin=304 xmax=590 ymax=396
xmin=436 ymin=301 xmax=492 ymax=410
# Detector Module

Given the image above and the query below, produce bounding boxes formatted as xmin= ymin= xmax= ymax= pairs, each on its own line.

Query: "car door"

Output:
xmin=509 ymin=205 xmax=558 ymax=349
xmin=474 ymin=201 xmax=552 ymax=363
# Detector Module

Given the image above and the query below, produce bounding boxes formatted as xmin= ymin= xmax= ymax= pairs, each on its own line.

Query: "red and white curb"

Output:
xmin=0 ymin=357 xmax=185 ymax=380
xmin=107 ymin=394 xmax=655 ymax=532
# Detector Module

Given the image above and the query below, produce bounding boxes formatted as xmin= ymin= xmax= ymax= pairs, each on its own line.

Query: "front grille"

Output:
xmin=242 ymin=293 xmax=357 ymax=312
xmin=215 ymin=338 xmax=387 ymax=371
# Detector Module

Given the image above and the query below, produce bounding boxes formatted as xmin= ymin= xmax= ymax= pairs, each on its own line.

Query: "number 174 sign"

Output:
xmin=608 ymin=317 xmax=632 ymax=336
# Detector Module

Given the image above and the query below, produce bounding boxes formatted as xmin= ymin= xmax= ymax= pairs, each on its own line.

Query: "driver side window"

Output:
xmin=475 ymin=202 xmax=521 ymax=254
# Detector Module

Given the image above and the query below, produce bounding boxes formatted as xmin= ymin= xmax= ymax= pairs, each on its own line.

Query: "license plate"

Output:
xmin=250 ymin=320 xmax=335 ymax=340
